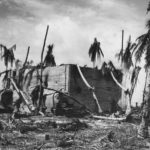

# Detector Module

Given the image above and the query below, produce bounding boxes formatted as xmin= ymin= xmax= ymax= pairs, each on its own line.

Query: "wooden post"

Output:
xmin=39 ymin=25 xmax=49 ymax=110
xmin=23 ymin=46 xmax=30 ymax=67
xmin=129 ymin=35 xmax=131 ymax=42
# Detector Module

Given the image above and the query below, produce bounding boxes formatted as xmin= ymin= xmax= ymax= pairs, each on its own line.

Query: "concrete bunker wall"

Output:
xmin=69 ymin=65 xmax=122 ymax=113
xmin=26 ymin=65 xmax=122 ymax=113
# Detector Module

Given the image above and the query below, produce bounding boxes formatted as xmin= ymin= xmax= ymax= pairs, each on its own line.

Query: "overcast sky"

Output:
xmin=0 ymin=0 xmax=149 ymax=67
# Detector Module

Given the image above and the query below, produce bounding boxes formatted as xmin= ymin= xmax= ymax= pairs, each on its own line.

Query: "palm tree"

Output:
xmin=0 ymin=44 xmax=16 ymax=70
xmin=89 ymin=38 xmax=104 ymax=68
xmin=116 ymin=36 xmax=136 ymax=115
xmin=44 ymin=44 xmax=56 ymax=67
xmin=134 ymin=4 xmax=150 ymax=138
xmin=0 ymin=44 xmax=16 ymax=88
xmin=116 ymin=35 xmax=135 ymax=69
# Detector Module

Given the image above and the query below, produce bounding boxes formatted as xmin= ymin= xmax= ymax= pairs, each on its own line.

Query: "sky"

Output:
xmin=0 ymin=0 xmax=149 ymax=105
xmin=0 ymin=0 xmax=149 ymax=66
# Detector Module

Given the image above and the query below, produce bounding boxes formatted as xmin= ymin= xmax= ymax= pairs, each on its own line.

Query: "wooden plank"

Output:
xmin=92 ymin=115 xmax=126 ymax=121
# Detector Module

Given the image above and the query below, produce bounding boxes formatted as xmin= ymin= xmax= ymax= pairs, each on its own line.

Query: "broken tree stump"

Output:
xmin=10 ymin=78 xmax=35 ymax=112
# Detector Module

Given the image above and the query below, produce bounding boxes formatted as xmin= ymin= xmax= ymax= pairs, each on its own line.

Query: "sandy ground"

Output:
xmin=0 ymin=113 xmax=150 ymax=150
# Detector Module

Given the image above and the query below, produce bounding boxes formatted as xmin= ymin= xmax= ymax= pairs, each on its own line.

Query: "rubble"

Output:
xmin=0 ymin=113 xmax=149 ymax=149
xmin=0 ymin=22 xmax=148 ymax=149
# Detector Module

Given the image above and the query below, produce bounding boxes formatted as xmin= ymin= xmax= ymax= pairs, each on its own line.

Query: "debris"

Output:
xmin=0 ymin=119 xmax=13 ymax=130
xmin=0 ymin=121 xmax=4 ymax=130
xmin=0 ymin=134 xmax=15 ymax=146
xmin=1 ymin=89 xmax=13 ymax=112
xmin=57 ymin=136 xmax=74 ymax=148
xmin=59 ymin=119 xmax=88 ymax=131
xmin=18 ymin=124 xmax=38 ymax=134
xmin=10 ymin=78 xmax=36 ymax=112
xmin=36 ymin=143 xmax=46 ymax=150
xmin=107 ymin=131 xmax=117 ymax=142
xmin=45 ymin=134 xmax=50 ymax=140
xmin=92 ymin=114 xmax=126 ymax=121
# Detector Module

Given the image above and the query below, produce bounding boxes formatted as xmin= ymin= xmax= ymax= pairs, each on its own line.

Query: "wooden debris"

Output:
xmin=58 ymin=119 xmax=88 ymax=131
xmin=92 ymin=115 xmax=126 ymax=121
xmin=57 ymin=136 xmax=74 ymax=148
xmin=10 ymin=78 xmax=35 ymax=112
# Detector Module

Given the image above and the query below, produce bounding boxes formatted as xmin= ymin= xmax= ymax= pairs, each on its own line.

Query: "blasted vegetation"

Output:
xmin=0 ymin=1 xmax=150 ymax=150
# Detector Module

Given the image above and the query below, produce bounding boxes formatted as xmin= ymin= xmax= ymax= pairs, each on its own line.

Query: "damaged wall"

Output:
xmin=37 ymin=64 xmax=122 ymax=113
xmin=43 ymin=65 xmax=70 ymax=112
xmin=0 ymin=64 xmax=122 ymax=113
xmin=69 ymin=65 xmax=122 ymax=113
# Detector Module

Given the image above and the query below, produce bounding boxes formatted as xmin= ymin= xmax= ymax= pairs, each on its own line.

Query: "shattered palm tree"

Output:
xmin=44 ymin=44 xmax=56 ymax=67
xmin=0 ymin=44 xmax=38 ymax=114
xmin=133 ymin=3 xmax=150 ymax=138
xmin=39 ymin=25 xmax=49 ymax=113
xmin=89 ymin=37 xmax=104 ymax=68
xmin=0 ymin=44 xmax=16 ymax=89
xmin=115 ymin=33 xmax=139 ymax=115
xmin=100 ymin=60 xmax=141 ymax=120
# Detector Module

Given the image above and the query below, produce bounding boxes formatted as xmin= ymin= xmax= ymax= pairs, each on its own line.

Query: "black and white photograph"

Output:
xmin=0 ymin=0 xmax=150 ymax=149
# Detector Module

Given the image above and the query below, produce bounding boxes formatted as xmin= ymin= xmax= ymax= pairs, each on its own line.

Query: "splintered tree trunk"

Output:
xmin=138 ymin=68 xmax=150 ymax=138
xmin=111 ymin=70 xmax=131 ymax=115
xmin=23 ymin=46 xmax=30 ymax=67
xmin=126 ymin=67 xmax=141 ymax=115
xmin=119 ymin=63 xmax=132 ymax=115
xmin=93 ymin=61 xmax=96 ymax=68
xmin=39 ymin=25 xmax=49 ymax=111
xmin=124 ymin=72 xmax=132 ymax=115
xmin=5 ymin=66 xmax=11 ymax=89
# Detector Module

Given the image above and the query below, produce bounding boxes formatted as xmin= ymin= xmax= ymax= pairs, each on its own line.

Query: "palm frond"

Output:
xmin=108 ymin=61 xmax=116 ymax=71
xmin=131 ymin=44 xmax=139 ymax=56
xmin=101 ymin=61 xmax=108 ymax=75
xmin=131 ymin=66 xmax=141 ymax=84
xmin=145 ymin=44 xmax=150 ymax=68
xmin=101 ymin=61 xmax=107 ymax=69
xmin=146 ymin=20 xmax=150 ymax=29
xmin=44 ymin=44 xmax=56 ymax=66
xmin=132 ymin=34 xmax=146 ymax=56
xmin=135 ymin=31 xmax=149 ymax=62
xmin=90 ymin=49 xmax=97 ymax=62
xmin=0 ymin=44 xmax=16 ymax=67
xmin=147 ymin=1 xmax=150 ymax=14
xmin=2 ymin=70 xmax=9 ymax=83
xmin=88 ymin=38 xmax=104 ymax=64
xmin=136 ymin=34 xmax=147 ymax=42
xmin=117 ymin=36 xmax=134 ymax=69
xmin=99 ymin=46 xmax=104 ymax=57
xmin=131 ymin=68 xmax=136 ymax=85
xmin=129 ymin=43 xmax=137 ymax=56
xmin=96 ymin=46 xmax=101 ymax=58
